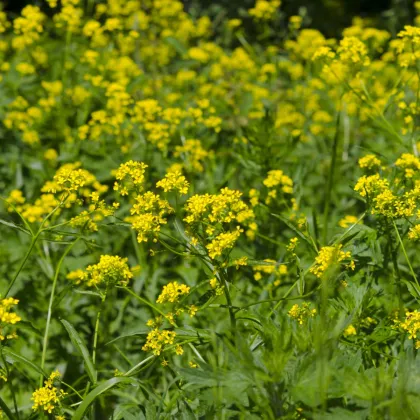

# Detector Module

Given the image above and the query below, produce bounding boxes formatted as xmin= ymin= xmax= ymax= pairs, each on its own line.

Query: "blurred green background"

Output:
xmin=1 ymin=0 xmax=416 ymax=37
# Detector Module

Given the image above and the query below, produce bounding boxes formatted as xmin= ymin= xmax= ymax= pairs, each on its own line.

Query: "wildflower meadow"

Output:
xmin=1 ymin=0 xmax=420 ymax=418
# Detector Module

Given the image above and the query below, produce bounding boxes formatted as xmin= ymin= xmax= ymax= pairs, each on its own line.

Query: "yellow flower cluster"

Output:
xmin=156 ymin=282 xmax=190 ymax=304
xmin=310 ymin=245 xmax=354 ymax=278
xmin=354 ymin=174 xmax=389 ymax=198
xmin=233 ymin=256 xmax=249 ymax=269
xmin=113 ymin=161 xmax=148 ymax=196
xmin=184 ymin=188 xmax=255 ymax=228
xmin=395 ymin=153 xmax=420 ymax=178
xmin=174 ymin=139 xmax=211 ymax=173
xmin=396 ymin=310 xmax=420 ymax=348
xmin=206 ymin=229 xmax=242 ymax=259
xmin=288 ymin=302 xmax=316 ymax=324
xmin=253 ymin=259 xmax=287 ymax=283
xmin=263 ymin=170 xmax=293 ymax=204
xmin=0 ymin=297 xmax=21 ymax=341
xmin=344 ymin=324 xmax=357 ymax=337
xmin=6 ymin=163 xmax=108 ymax=224
xmin=142 ymin=328 xmax=177 ymax=356
xmin=338 ymin=215 xmax=360 ymax=228
xmin=130 ymin=192 xmax=173 ymax=243
xmin=32 ymin=371 xmax=66 ymax=414
xmin=248 ymin=0 xmax=281 ymax=21
xmin=156 ymin=171 xmax=190 ymax=195
xmin=358 ymin=154 xmax=382 ymax=170
xmin=67 ymin=255 xmax=132 ymax=287
xmin=354 ymin=154 xmax=420 ymax=219
xmin=287 ymin=237 xmax=299 ymax=254
xmin=113 ymin=161 xmax=175 ymax=243
xmin=43 ymin=163 xmax=100 ymax=195
xmin=184 ymin=187 xmax=257 ymax=256
xmin=409 ymin=225 xmax=420 ymax=241
xmin=396 ymin=26 xmax=420 ymax=68
xmin=12 ymin=5 xmax=45 ymax=50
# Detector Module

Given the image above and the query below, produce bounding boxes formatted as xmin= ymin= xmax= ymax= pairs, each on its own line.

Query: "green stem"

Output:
xmin=393 ymin=220 xmax=420 ymax=293
xmin=219 ymin=271 xmax=236 ymax=329
xmin=123 ymin=338 xmax=198 ymax=377
xmin=5 ymin=232 xmax=40 ymax=296
xmin=387 ymin=224 xmax=404 ymax=317
xmin=268 ymin=279 xmax=299 ymax=317
xmin=317 ymin=275 xmax=329 ymax=411
xmin=123 ymin=355 xmax=155 ymax=377
xmin=0 ymin=349 xmax=19 ymax=419
xmin=92 ymin=289 xmax=108 ymax=369
xmin=5 ymin=196 xmax=69 ymax=296
xmin=236 ymin=290 xmax=316 ymax=313
xmin=0 ymin=395 xmax=16 ymax=420
xmin=40 ymin=239 xmax=79 ymax=386
xmin=123 ymin=287 xmax=168 ymax=319
xmin=322 ymin=108 xmax=341 ymax=245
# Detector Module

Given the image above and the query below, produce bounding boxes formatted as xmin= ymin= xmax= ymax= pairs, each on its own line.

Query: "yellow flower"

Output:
xmin=156 ymin=282 xmax=190 ymax=304
xmin=175 ymin=345 xmax=184 ymax=355
xmin=358 ymin=154 xmax=382 ymax=170
xmin=0 ymin=297 xmax=21 ymax=341
xmin=338 ymin=215 xmax=359 ymax=228
xmin=209 ymin=278 xmax=218 ymax=289
xmin=32 ymin=371 xmax=66 ymax=414
xmin=156 ymin=171 xmax=189 ymax=195
xmin=287 ymin=237 xmax=299 ymax=253
xmin=44 ymin=148 xmax=58 ymax=161
xmin=113 ymin=161 xmax=148 ymax=196
xmin=310 ymin=245 xmax=354 ymax=278
xmin=249 ymin=0 xmax=281 ymax=21
xmin=188 ymin=305 xmax=198 ymax=317
xmin=395 ymin=153 xmax=420 ymax=178
xmin=344 ymin=325 xmax=357 ymax=337
xmin=206 ymin=229 xmax=241 ymax=259
xmin=396 ymin=310 xmax=420 ymax=340
xmin=68 ymin=255 xmax=132 ymax=288
xmin=233 ymin=256 xmax=248 ymax=269
xmin=142 ymin=329 xmax=176 ymax=355
xmin=409 ymin=225 xmax=420 ymax=241
xmin=288 ymin=302 xmax=316 ymax=324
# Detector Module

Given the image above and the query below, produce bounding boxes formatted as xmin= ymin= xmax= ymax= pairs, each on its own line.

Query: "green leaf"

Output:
xmin=72 ymin=377 xmax=137 ymax=420
xmin=61 ymin=319 xmax=97 ymax=384
xmin=0 ymin=218 xmax=30 ymax=235
xmin=16 ymin=321 xmax=43 ymax=338
xmin=402 ymin=279 xmax=420 ymax=300
xmin=2 ymin=347 xmax=46 ymax=378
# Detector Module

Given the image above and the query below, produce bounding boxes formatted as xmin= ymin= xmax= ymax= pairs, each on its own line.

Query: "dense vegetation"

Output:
xmin=1 ymin=0 xmax=420 ymax=419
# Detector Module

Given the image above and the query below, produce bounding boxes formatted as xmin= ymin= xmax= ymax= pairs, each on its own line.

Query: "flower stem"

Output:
xmin=322 ymin=108 xmax=341 ymax=245
xmin=393 ymin=220 xmax=420 ymax=294
xmin=40 ymin=239 xmax=79 ymax=386
xmin=5 ymin=232 xmax=40 ymax=297
xmin=92 ymin=289 xmax=108 ymax=370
